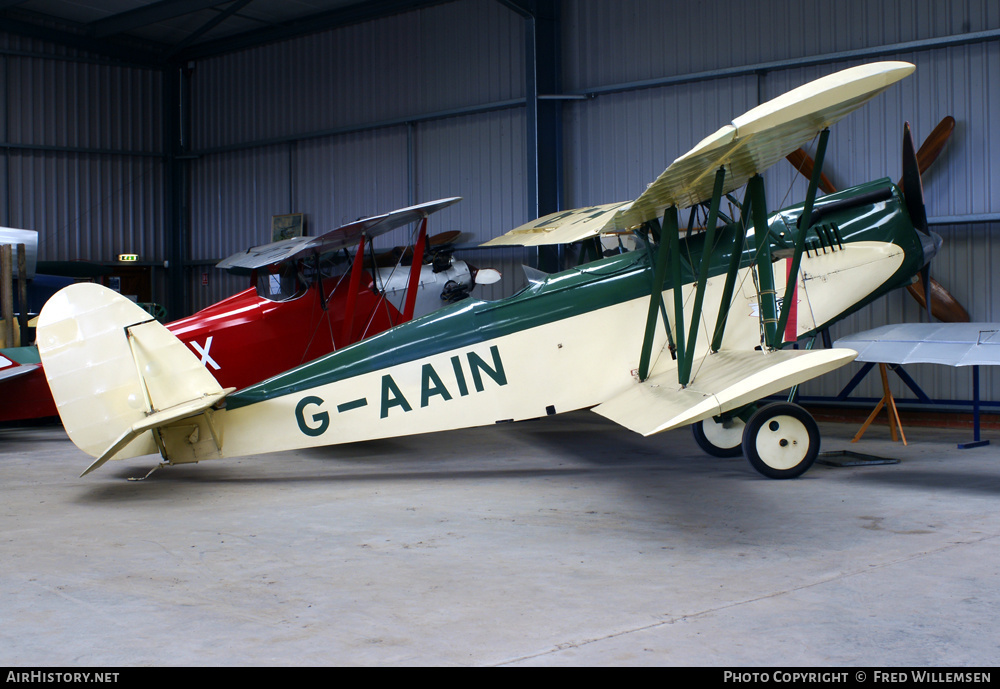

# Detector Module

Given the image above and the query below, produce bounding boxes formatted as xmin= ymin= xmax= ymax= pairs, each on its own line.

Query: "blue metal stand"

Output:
xmin=837 ymin=361 xmax=990 ymax=449
xmin=958 ymin=365 xmax=990 ymax=449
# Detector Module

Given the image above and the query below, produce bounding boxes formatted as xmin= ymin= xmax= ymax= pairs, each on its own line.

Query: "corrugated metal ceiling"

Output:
xmin=0 ymin=0 xmax=451 ymax=63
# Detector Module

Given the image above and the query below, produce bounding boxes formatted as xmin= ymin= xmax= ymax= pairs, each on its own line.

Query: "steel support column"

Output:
xmin=519 ymin=0 xmax=563 ymax=271
xmin=163 ymin=65 xmax=188 ymax=321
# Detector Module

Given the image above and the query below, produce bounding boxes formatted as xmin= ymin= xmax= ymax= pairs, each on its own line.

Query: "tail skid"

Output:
xmin=36 ymin=284 xmax=232 ymax=474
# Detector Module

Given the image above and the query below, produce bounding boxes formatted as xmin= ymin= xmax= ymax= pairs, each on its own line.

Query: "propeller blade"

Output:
xmin=898 ymin=116 xmax=955 ymax=192
xmin=785 ymin=148 xmax=837 ymax=194
xmin=427 ymin=230 xmax=463 ymax=248
xmin=898 ymin=118 xmax=971 ymax=322
xmin=915 ymin=115 xmax=955 ymax=176
xmin=901 ymin=122 xmax=930 ymax=236
xmin=904 ymin=277 xmax=970 ymax=323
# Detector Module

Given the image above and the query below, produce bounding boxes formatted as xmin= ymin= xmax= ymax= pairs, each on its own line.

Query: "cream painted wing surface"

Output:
xmin=481 ymin=62 xmax=914 ymax=247
xmin=614 ymin=61 xmax=915 ymax=228
xmin=834 ymin=323 xmax=1000 ymax=367
xmin=481 ymin=202 xmax=632 ymax=248
xmin=592 ymin=348 xmax=857 ymax=436
xmin=36 ymin=283 xmax=233 ymax=471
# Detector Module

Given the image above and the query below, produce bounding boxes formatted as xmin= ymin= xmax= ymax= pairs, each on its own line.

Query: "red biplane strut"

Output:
xmin=337 ymin=209 xmax=433 ymax=344
xmin=402 ymin=218 xmax=428 ymax=322
xmin=217 ymin=197 xmax=461 ymax=344
xmin=340 ymin=232 xmax=368 ymax=344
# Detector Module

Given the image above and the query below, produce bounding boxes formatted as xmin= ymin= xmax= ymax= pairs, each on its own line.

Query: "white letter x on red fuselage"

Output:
xmin=190 ymin=336 xmax=221 ymax=370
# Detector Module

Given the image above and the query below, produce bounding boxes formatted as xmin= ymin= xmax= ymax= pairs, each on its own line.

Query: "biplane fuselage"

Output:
xmin=153 ymin=178 xmax=923 ymax=462
xmin=168 ymin=258 xmax=480 ymax=392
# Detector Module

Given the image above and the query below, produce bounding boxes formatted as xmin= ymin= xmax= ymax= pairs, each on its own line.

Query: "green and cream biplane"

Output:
xmin=37 ymin=61 xmax=940 ymax=480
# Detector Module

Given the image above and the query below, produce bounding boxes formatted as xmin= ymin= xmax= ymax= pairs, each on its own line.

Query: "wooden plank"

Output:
xmin=1 ymin=244 xmax=12 ymax=348
xmin=17 ymin=244 xmax=27 ymax=346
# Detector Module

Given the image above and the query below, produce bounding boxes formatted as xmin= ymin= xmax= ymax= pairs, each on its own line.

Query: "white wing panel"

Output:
xmin=834 ymin=323 xmax=1000 ymax=367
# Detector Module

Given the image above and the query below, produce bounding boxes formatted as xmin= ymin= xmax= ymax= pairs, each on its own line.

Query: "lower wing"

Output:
xmin=593 ymin=348 xmax=857 ymax=436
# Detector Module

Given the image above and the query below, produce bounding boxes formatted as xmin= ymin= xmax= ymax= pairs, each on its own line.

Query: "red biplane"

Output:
xmin=1 ymin=197 xmax=499 ymax=422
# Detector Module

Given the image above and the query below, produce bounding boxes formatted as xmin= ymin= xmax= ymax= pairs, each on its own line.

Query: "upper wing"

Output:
xmin=218 ymin=197 xmax=462 ymax=274
xmin=833 ymin=323 xmax=1000 ymax=367
xmin=483 ymin=61 xmax=914 ymax=247
xmin=614 ymin=61 xmax=915 ymax=229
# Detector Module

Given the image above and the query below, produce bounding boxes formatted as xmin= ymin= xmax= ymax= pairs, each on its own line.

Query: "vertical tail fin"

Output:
xmin=36 ymin=284 xmax=232 ymax=474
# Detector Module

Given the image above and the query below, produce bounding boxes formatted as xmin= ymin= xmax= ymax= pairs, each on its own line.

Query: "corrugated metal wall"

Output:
xmin=186 ymin=0 xmax=530 ymax=311
xmin=0 ymin=32 xmax=166 ymax=305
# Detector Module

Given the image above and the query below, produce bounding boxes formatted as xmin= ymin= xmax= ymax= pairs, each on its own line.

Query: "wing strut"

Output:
xmin=748 ymin=173 xmax=779 ymax=349
xmin=637 ymin=213 xmax=675 ymax=382
xmin=772 ymin=127 xmax=830 ymax=347
xmin=710 ymin=187 xmax=755 ymax=352
xmin=401 ymin=218 xmax=428 ymax=322
xmin=340 ymin=233 xmax=367 ymax=343
xmin=677 ymin=167 xmax=727 ymax=386
xmin=637 ymin=167 xmax=729 ymax=386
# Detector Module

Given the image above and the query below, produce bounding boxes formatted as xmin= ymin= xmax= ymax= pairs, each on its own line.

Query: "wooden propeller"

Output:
xmin=898 ymin=115 xmax=955 ymax=191
xmin=785 ymin=117 xmax=968 ymax=323
xmin=904 ymin=277 xmax=969 ymax=323
xmin=785 ymin=147 xmax=837 ymax=194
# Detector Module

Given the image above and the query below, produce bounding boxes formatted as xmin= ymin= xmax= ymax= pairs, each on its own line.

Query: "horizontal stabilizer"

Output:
xmin=81 ymin=389 xmax=233 ymax=477
xmin=593 ymin=348 xmax=857 ymax=436
xmin=0 ymin=361 xmax=38 ymax=383
xmin=834 ymin=323 xmax=1000 ymax=367
xmin=0 ymin=347 xmax=41 ymax=382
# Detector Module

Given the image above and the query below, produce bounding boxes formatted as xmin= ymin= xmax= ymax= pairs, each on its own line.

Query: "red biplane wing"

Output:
xmin=216 ymin=197 xmax=462 ymax=274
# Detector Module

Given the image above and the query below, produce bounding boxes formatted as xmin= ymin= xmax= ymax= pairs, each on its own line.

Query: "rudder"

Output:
xmin=36 ymin=283 xmax=231 ymax=472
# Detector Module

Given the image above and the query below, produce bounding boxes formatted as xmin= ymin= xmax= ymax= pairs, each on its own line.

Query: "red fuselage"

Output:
xmin=1 ymin=271 xmax=402 ymax=422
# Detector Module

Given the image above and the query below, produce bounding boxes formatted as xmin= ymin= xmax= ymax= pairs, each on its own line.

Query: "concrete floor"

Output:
xmin=2 ymin=411 xmax=999 ymax=667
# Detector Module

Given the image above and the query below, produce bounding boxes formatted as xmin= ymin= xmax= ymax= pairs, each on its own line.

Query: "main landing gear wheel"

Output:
xmin=742 ymin=403 xmax=820 ymax=479
xmin=692 ymin=416 xmax=746 ymax=457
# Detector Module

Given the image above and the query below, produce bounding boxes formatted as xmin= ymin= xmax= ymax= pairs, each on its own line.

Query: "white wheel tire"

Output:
xmin=742 ymin=403 xmax=820 ymax=479
xmin=692 ymin=417 xmax=745 ymax=457
xmin=753 ymin=414 xmax=811 ymax=470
